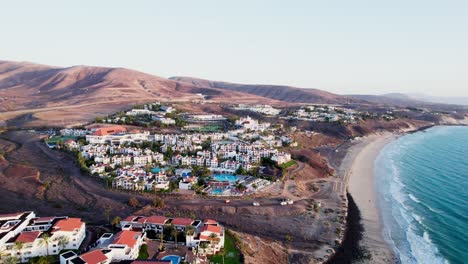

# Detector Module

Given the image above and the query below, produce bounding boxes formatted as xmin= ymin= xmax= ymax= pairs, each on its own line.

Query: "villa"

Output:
xmin=61 ymin=230 xmax=145 ymax=264
xmin=0 ymin=212 xmax=86 ymax=263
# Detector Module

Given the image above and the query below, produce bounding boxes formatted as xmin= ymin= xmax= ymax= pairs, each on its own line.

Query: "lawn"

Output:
xmin=279 ymin=160 xmax=297 ymax=170
xmin=138 ymin=244 xmax=149 ymax=259
xmin=209 ymin=232 xmax=241 ymax=264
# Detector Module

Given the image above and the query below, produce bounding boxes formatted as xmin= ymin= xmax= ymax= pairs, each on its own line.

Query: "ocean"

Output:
xmin=375 ymin=126 xmax=468 ymax=264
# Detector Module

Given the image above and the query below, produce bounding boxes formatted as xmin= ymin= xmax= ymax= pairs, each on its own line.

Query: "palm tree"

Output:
xmin=199 ymin=242 xmax=208 ymax=256
xmin=38 ymin=233 xmax=52 ymax=256
xmin=14 ymin=241 xmax=23 ymax=262
xmin=0 ymin=254 xmax=18 ymax=264
xmin=57 ymin=236 xmax=70 ymax=251
xmin=111 ymin=216 xmax=122 ymax=229
xmin=219 ymin=247 xmax=226 ymax=264
xmin=185 ymin=225 xmax=195 ymax=246
xmin=170 ymin=224 xmax=179 ymax=249
xmin=158 ymin=232 xmax=165 ymax=252
xmin=185 ymin=225 xmax=195 ymax=236
xmin=209 ymin=232 xmax=218 ymax=249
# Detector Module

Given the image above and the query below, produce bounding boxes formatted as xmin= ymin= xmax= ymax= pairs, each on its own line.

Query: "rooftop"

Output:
xmin=16 ymin=231 xmax=41 ymax=243
xmin=53 ymin=218 xmax=83 ymax=232
xmin=80 ymin=249 xmax=108 ymax=264
xmin=112 ymin=230 xmax=141 ymax=248
xmin=170 ymin=218 xmax=193 ymax=226
xmin=145 ymin=216 xmax=168 ymax=225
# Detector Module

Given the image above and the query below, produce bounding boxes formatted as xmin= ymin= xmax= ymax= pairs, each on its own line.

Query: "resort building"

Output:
xmin=0 ymin=212 xmax=86 ymax=263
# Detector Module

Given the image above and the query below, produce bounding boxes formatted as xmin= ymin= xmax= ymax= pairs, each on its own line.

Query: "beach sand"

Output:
xmin=343 ymin=132 xmax=398 ymax=263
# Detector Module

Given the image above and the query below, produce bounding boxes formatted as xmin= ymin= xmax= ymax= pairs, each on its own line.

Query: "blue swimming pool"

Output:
xmin=212 ymin=188 xmax=224 ymax=195
xmin=212 ymin=174 xmax=239 ymax=183
xmin=161 ymin=255 xmax=181 ymax=264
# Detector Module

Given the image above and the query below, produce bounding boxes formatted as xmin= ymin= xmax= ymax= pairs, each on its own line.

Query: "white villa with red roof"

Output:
xmin=61 ymin=230 xmax=145 ymax=264
xmin=0 ymin=212 xmax=86 ymax=263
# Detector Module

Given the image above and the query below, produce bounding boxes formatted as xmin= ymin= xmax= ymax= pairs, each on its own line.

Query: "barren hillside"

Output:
xmin=170 ymin=76 xmax=362 ymax=104
xmin=0 ymin=61 xmax=275 ymax=127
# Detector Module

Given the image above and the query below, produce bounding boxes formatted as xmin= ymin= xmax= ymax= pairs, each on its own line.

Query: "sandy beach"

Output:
xmin=342 ymin=132 xmax=398 ymax=263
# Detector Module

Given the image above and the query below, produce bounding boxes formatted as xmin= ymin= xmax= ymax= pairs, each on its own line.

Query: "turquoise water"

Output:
xmin=212 ymin=188 xmax=224 ymax=195
xmin=212 ymin=174 xmax=239 ymax=183
xmin=161 ymin=255 xmax=181 ymax=264
xmin=375 ymin=126 xmax=468 ymax=264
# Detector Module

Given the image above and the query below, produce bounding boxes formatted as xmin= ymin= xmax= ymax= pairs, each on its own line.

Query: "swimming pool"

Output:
xmin=161 ymin=255 xmax=181 ymax=264
xmin=212 ymin=188 xmax=224 ymax=195
xmin=212 ymin=174 xmax=239 ymax=183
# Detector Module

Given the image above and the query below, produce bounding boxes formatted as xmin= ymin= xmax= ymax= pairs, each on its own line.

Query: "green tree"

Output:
xmin=219 ymin=247 xmax=226 ymax=264
xmin=0 ymin=255 xmax=18 ymax=264
xmin=158 ymin=232 xmax=165 ymax=252
xmin=57 ymin=236 xmax=70 ymax=251
xmin=209 ymin=232 xmax=218 ymax=249
xmin=185 ymin=225 xmax=195 ymax=236
xmin=14 ymin=241 xmax=24 ymax=262
xmin=170 ymin=224 xmax=179 ymax=249
xmin=199 ymin=242 xmax=208 ymax=256
xmin=111 ymin=216 xmax=122 ymax=227
xmin=38 ymin=233 xmax=52 ymax=256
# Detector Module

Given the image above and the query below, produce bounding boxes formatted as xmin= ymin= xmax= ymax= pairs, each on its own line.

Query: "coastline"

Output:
xmin=326 ymin=131 xmax=399 ymax=264
xmin=345 ymin=132 xmax=397 ymax=263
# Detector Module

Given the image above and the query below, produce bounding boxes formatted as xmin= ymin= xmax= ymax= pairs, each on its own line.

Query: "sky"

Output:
xmin=1 ymin=0 xmax=467 ymax=96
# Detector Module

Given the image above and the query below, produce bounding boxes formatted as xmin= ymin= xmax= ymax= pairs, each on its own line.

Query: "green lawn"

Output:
xmin=279 ymin=160 xmax=297 ymax=170
xmin=138 ymin=244 xmax=149 ymax=259
xmin=209 ymin=232 xmax=241 ymax=264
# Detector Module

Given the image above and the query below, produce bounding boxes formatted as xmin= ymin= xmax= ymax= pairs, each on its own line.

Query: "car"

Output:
xmin=224 ymin=200 xmax=231 ymax=204
xmin=280 ymin=201 xmax=287 ymax=206
xmin=252 ymin=202 xmax=260 ymax=206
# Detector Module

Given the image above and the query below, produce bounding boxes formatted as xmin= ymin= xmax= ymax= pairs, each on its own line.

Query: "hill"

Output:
xmin=170 ymin=76 xmax=361 ymax=104
xmin=0 ymin=61 xmax=274 ymax=127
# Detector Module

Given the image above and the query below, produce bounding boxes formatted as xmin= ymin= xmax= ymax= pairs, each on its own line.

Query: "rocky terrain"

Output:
xmin=0 ymin=60 xmax=381 ymax=128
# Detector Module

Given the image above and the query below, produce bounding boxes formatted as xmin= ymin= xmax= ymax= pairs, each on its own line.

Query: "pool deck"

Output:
xmin=147 ymin=240 xmax=195 ymax=264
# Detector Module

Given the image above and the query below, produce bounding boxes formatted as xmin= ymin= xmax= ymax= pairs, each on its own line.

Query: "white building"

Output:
xmin=152 ymin=116 xmax=176 ymax=125
xmin=0 ymin=212 xmax=86 ymax=263
xmin=235 ymin=116 xmax=270 ymax=131
xmin=126 ymin=109 xmax=155 ymax=116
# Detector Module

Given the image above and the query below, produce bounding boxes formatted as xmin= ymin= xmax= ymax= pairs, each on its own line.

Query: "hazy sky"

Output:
xmin=2 ymin=0 xmax=467 ymax=96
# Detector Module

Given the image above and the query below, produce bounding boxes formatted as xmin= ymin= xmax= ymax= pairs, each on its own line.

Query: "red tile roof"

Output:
xmin=0 ymin=212 xmax=24 ymax=219
xmin=112 ymin=230 xmax=141 ymax=248
xmin=145 ymin=216 xmax=168 ymax=225
xmin=201 ymin=225 xmax=222 ymax=235
xmin=203 ymin=219 xmax=218 ymax=225
xmin=16 ymin=231 xmax=41 ymax=243
xmin=53 ymin=218 xmax=83 ymax=232
xmin=137 ymin=217 xmax=147 ymax=224
xmin=123 ymin=215 xmax=138 ymax=222
xmin=200 ymin=234 xmax=221 ymax=242
xmin=93 ymin=126 xmax=126 ymax=136
xmin=80 ymin=249 xmax=108 ymax=264
xmin=34 ymin=216 xmax=56 ymax=223
xmin=171 ymin=218 xmax=193 ymax=226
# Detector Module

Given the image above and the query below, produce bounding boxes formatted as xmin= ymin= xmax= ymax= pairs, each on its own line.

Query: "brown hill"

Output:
xmin=0 ymin=61 xmax=273 ymax=127
xmin=170 ymin=76 xmax=360 ymax=104
xmin=0 ymin=60 xmax=368 ymax=127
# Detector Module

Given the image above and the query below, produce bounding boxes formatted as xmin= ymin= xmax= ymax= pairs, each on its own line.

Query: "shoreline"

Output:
xmin=346 ymin=132 xmax=398 ymax=263
xmin=329 ymin=131 xmax=401 ymax=264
